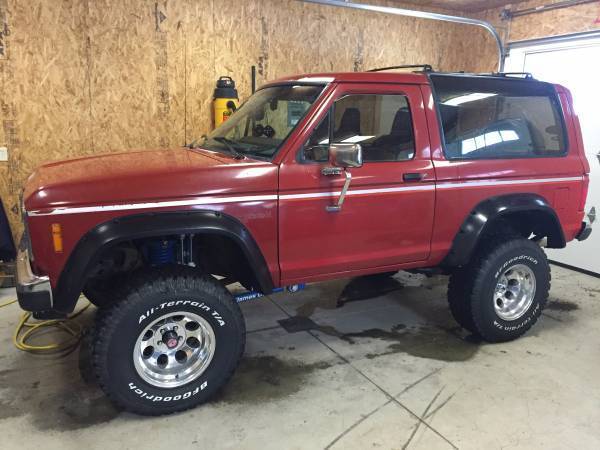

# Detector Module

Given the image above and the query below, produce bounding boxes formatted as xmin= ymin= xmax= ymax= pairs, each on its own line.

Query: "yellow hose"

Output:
xmin=0 ymin=296 xmax=91 ymax=353
xmin=0 ymin=299 xmax=17 ymax=308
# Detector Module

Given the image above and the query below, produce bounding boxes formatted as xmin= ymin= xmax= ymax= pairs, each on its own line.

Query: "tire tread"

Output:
xmin=91 ymin=266 xmax=245 ymax=416
xmin=467 ymin=238 xmax=550 ymax=342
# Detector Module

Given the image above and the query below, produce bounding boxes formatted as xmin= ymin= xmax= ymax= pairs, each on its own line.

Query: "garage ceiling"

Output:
xmin=397 ymin=1 xmax=527 ymax=12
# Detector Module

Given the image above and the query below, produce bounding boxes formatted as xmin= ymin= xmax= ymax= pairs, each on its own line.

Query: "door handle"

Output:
xmin=403 ymin=172 xmax=424 ymax=182
xmin=321 ymin=167 xmax=343 ymax=176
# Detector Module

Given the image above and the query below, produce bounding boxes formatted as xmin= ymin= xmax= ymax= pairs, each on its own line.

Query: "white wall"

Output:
xmin=506 ymin=34 xmax=600 ymax=274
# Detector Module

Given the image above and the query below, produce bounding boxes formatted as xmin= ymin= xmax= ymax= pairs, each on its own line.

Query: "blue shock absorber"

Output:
xmin=147 ymin=240 xmax=177 ymax=266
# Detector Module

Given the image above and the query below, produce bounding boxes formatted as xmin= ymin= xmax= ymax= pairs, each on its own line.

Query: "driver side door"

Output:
xmin=278 ymin=82 xmax=436 ymax=284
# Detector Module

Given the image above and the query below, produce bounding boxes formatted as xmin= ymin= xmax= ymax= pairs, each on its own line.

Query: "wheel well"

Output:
xmin=442 ymin=194 xmax=567 ymax=269
xmin=483 ymin=210 xmax=565 ymax=248
xmin=54 ymin=210 xmax=274 ymax=314
xmin=83 ymin=233 xmax=262 ymax=294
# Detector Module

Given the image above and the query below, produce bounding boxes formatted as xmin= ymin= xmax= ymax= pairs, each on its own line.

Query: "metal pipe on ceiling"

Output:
xmin=502 ymin=0 xmax=597 ymax=19
xmin=297 ymin=0 xmax=507 ymax=72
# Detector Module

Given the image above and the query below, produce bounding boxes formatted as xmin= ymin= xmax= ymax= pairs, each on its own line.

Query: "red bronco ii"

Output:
xmin=16 ymin=68 xmax=592 ymax=415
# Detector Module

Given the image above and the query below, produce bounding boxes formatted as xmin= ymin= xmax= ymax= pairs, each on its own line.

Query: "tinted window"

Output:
xmin=431 ymin=75 xmax=566 ymax=160
xmin=302 ymin=94 xmax=415 ymax=163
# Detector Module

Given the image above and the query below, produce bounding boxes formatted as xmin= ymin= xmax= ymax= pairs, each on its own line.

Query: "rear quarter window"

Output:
xmin=430 ymin=74 xmax=567 ymax=160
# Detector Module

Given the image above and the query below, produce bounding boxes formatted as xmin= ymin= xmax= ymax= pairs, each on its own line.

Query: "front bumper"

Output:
xmin=16 ymin=247 xmax=53 ymax=312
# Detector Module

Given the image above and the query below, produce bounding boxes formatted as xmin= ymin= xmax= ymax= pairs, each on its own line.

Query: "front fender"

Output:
xmin=53 ymin=210 xmax=274 ymax=313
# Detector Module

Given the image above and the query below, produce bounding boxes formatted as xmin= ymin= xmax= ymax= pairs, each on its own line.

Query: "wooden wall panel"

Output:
xmin=507 ymin=0 xmax=600 ymax=42
xmin=0 ymin=0 xmax=90 ymax=236
xmin=87 ymin=0 xmax=186 ymax=151
xmin=181 ymin=0 xmax=214 ymax=144
xmin=0 ymin=0 xmax=503 ymax=240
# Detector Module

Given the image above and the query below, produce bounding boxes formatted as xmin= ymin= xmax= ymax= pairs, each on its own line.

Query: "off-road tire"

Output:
xmin=91 ymin=266 xmax=245 ymax=416
xmin=447 ymin=268 xmax=476 ymax=333
xmin=450 ymin=238 xmax=550 ymax=342
xmin=83 ymin=278 xmax=123 ymax=308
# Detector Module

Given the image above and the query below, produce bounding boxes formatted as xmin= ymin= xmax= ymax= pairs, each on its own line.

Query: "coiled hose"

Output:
xmin=0 ymin=296 xmax=91 ymax=353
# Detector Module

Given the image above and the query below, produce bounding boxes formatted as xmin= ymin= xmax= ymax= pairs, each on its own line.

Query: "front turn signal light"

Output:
xmin=51 ymin=223 xmax=63 ymax=253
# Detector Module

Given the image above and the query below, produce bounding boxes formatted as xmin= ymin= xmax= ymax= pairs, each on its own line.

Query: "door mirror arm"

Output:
xmin=325 ymin=170 xmax=352 ymax=212
xmin=320 ymin=143 xmax=362 ymax=212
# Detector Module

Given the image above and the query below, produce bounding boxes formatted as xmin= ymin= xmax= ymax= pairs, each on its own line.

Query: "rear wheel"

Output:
xmin=91 ymin=267 xmax=245 ymax=415
xmin=448 ymin=238 xmax=550 ymax=342
xmin=447 ymin=268 xmax=476 ymax=333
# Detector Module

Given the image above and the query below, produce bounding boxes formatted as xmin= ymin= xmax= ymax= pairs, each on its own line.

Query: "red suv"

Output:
xmin=16 ymin=68 xmax=592 ymax=415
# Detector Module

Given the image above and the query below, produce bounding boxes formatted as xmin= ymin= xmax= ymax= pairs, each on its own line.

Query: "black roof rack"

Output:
xmin=469 ymin=72 xmax=534 ymax=79
xmin=433 ymin=71 xmax=536 ymax=81
xmin=494 ymin=72 xmax=534 ymax=79
xmin=367 ymin=64 xmax=434 ymax=73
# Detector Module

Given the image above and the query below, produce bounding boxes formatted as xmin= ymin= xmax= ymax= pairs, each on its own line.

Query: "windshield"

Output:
xmin=199 ymin=84 xmax=325 ymax=160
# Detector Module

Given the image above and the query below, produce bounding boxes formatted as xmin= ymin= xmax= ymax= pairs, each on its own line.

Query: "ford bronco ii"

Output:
xmin=16 ymin=69 xmax=592 ymax=415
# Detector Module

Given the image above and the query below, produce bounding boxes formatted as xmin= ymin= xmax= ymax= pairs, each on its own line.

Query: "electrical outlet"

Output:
xmin=0 ymin=146 xmax=7 ymax=162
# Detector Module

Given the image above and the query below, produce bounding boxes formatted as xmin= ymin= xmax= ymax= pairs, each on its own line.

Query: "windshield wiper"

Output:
xmin=210 ymin=137 xmax=245 ymax=159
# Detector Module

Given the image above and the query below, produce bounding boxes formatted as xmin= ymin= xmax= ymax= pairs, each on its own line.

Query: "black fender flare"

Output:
xmin=442 ymin=193 xmax=565 ymax=268
xmin=53 ymin=210 xmax=274 ymax=313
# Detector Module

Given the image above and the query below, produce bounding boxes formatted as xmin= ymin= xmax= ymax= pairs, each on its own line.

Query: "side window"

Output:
xmin=332 ymin=94 xmax=415 ymax=162
xmin=431 ymin=74 xmax=567 ymax=160
xmin=301 ymin=93 xmax=416 ymax=163
xmin=301 ymin=112 xmax=330 ymax=163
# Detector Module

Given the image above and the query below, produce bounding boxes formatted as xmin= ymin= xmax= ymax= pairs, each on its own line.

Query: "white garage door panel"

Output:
xmin=505 ymin=37 xmax=600 ymax=274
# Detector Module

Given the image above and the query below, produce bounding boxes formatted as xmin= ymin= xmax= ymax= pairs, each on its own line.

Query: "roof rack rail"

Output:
xmin=367 ymin=64 xmax=434 ymax=73
xmin=491 ymin=72 xmax=534 ymax=79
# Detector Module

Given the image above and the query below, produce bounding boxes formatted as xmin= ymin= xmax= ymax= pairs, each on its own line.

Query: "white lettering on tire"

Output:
xmin=494 ymin=254 xmax=538 ymax=278
xmin=493 ymin=303 xmax=540 ymax=331
xmin=138 ymin=300 xmax=225 ymax=327
xmin=128 ymin=381 xmax=208 ymax=402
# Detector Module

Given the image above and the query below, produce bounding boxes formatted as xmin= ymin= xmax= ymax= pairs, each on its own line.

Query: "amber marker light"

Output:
xmin=51 ymin=223 xmax=63 ymax=253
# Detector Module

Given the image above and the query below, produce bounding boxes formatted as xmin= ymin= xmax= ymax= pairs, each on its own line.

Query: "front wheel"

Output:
xmin=450 ymin=238 xmax=550 ymax=342
xmin=91 ymin=267 xmax=245 ymax=415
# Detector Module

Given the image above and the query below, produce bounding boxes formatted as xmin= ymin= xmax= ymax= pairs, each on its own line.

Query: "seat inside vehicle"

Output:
xmin=334 ymin=107 xmax=361 ymax=141
xmin=368 ymin=108 xmax=415 ymax=161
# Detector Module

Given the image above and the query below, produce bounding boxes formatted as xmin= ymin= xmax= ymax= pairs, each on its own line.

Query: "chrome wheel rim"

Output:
xmin=494 ymin=264 xmax=537 ymax=321
xmin=133 ymin=311 xmax=216 ymax=388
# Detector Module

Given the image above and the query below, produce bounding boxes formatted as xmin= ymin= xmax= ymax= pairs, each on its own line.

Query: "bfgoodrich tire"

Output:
xmin=447 ymin=268 xmax=477 ymax=333
xmin=91 ymin=266 xmax=245 ymax=416
xmin=83 ymin=279 xmax=121 ymax=308
xmin=458 ymin=238 xmax=550 ymax=342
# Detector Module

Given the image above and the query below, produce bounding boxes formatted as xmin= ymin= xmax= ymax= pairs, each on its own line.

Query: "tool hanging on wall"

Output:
xmin=213 ymin=76 xmax=239 ymax=129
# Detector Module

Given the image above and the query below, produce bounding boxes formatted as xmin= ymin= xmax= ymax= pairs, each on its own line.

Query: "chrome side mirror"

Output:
xmin=321 ymin=143 xmax=363 ymax=212
xmin=329 ymin=143 xmax=363 ymax=168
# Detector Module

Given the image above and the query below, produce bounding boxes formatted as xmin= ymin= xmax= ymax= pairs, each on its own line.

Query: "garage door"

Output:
xmin=506 ymin=32 xmax=600 ymax=275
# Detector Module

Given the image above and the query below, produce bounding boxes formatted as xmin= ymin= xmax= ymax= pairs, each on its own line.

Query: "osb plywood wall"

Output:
xmin=469 ymin=0 xmax=600 ymax=71
xmin=506 ymin=0 xmax=600 ymax=41
xmin=0 ymin=0 xmax=500 ymax=239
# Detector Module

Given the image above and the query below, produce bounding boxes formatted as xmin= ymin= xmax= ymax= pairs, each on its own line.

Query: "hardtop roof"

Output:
xmin=264 ymin=70 xmax=566 ymax=93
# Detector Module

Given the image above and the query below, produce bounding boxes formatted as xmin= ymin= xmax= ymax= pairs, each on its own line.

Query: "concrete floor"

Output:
xmin=0 ymin=266 xmax=599 ymax=449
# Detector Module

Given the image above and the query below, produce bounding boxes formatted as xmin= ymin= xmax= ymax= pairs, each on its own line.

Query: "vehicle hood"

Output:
xmin=23 ymin=148 xmax=278 ymax=212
